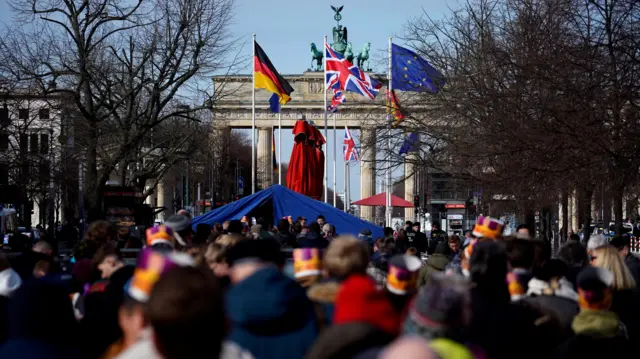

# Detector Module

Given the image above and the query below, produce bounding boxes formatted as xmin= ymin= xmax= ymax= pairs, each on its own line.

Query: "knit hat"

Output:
xmin=333 ymin=274 xmax=401 ymax=335
xmin=145 ymin=225 xmax=175 ymax=248
xmin=164 ymin=215 xmax=191 ymax=246
xmin=587 ymin=234 xmax=609 ymax=251
xmin=404 ymin=272 xmax=471 ymax=338
xmin=126 ymin=248 xmax=195 ymax=303
xmin=472 ymin=216 xmax=504 ymax=239
xmin=293 ymin=248 xmax=323 ymax=278
xmin=386 ymin=254 xmax=422 ymax=295
xmin=576 ymin=266 xmax=614 ymax=310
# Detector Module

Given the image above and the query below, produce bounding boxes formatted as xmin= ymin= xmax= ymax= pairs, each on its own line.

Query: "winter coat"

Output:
xmin=554 ymin=310 xmax=632 ymax=359
xmin=307 ymin=280 xmax=340 ymax=332
xmin=522 ymin=277 xmax=579 ymax=336
xmin=611 ymin=288 xmax=640 ymax=342
xmin=418 ymin=253 xmax=451 ymax=286
xmin=226 ymin=267 xmax=318 ymax=359
xmin=298 ymin=232 xmax=329 ymax=250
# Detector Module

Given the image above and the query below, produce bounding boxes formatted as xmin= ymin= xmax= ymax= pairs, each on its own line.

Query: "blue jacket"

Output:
xmin=226 ymin=267 xmax=318 ymax=359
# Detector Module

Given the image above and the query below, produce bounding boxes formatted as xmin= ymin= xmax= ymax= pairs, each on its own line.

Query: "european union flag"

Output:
xmin=391 ymin=44 xmax=445 ymax=93
xmin=399 ymin=132 xmax=419 ymax=155
xmin=269 ymin=93 xmax=281 ymax=113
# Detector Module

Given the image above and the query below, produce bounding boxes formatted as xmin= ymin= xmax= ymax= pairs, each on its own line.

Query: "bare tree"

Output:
xmin=1 ymin=0 xmax=237 ymax=221
xmin=375 ymin=0 xmax=640 ymax=234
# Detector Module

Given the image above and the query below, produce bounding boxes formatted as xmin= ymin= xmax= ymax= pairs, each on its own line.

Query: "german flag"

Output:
xmin=254 ymin=42 xmax=294 ymax=105
xmin=387 ymin=89 xmax=406 ymax=127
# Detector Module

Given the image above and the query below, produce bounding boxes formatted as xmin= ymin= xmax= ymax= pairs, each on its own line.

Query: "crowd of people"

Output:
xmin=0 ymin=211 xmax=640 ymax=359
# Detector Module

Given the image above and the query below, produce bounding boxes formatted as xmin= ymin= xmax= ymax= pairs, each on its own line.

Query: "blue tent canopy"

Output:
xmin=192 ymin=185 xmax=383 ymax=238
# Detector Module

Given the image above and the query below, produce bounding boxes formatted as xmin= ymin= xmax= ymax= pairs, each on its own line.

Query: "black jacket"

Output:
xmin=297 ymin=232 xmax=329 ymax=249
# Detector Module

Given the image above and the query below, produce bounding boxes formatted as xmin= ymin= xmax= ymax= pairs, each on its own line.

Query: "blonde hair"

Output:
xmin=323 ymin=235 xmax=369 ymax=279
xmin=216 ymin=234 xmax=244 ymax=247
xmin=593 ymin=245 xmax=636 ymax=290
xmin=203 ymin=242 xmax=229 ymax=265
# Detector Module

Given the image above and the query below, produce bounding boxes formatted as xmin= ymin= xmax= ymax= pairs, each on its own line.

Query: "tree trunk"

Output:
xmin=613 ymin=186 xmax=624 ymax=236
xmin=84 ymin=121 xmax=102 ymax=222
xmin=581 ymin=187 xmax=593 ymax=241
xmin=561 ymin=189 xmax=568 ymax=242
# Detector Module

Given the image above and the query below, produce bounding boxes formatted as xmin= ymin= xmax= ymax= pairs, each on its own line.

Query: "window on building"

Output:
xmin=19 ymin=134 xmax=28 ymax=153
xmin=0 ymin=163 xmax=7 ymax=185
xmin=18 ymin=108 xmax=29 ymax=120
xmin=39 ymin=108 xmax=50 ymax=120
xmin=0 ymin=131 xmax=8 ymax=151
xmin=39 ymin=161 xmax=49 ymax=184
xmin=30 ymin=133 xmax=39 ymax=153
xmin=0 ymin=108 xmax=8 ymax=127
xmin=40 ymin=133 xmax=49 ymax=154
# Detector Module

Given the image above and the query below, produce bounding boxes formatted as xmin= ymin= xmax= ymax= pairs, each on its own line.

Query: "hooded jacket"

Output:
xmin=226 ymin=267 xmax=318 ymax=359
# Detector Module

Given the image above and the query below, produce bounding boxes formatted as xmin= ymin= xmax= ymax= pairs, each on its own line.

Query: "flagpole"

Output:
xmin=386 ymin=36 xmax=393 ymax=227
xmin=343 ymin=159 xmax=348 ymax=212
xmin=323 ymin=35 xmax=328 ymax=203
xmin=271 ymin=125 xmax=274 ymax=186
xmin=332 ymin=113 xmax=337 ymax=207
xmin=278 ymin=112 xmax=282 ymax=185
xmin=251 ymin=34 xmax=256 ymax=194
xmin=346 ymin=162 xmax=351 ymax=213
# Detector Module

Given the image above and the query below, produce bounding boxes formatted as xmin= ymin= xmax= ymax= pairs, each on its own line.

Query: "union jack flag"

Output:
xmin=325 ymin=43 xmax=382 ymax=101
xmin=344 ymin=126 xmax=359 ymax=162
xmin=327 ymin=89 xmax=345 ymax=112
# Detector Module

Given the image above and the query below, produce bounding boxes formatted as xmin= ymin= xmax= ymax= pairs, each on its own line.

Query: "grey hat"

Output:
xmin=587 ymin=234 xmax=608 ymax=251
xmin=164 ymin=215 xmax=191 ymax=246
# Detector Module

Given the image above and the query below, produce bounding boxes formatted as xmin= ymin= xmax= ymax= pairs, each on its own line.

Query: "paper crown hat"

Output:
xmin=293 ymin=248 xmax=323 ymax=278
xmin=472 ymin=216 xmax=504 ymax=239
xmin=145 ymin=225 xmax=175 ymax=247
xmin=387 ymin=254 xmax=422 ymax=295
xmin=126 ymin=248 xmax=195 ymax=303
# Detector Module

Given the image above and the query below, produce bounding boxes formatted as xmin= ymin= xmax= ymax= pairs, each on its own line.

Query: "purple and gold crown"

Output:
xmin=127 ymin=248 xmax=195 ymax=302
xmin=146 ymin=225 xmax=175 ymax=247
xmin=387 ymin=255 xmax=422 ymax=295
xmin=293 ymin=248 xmax=323 ymax=278
xmin=472 ymin=216 xmax=504 ymax=240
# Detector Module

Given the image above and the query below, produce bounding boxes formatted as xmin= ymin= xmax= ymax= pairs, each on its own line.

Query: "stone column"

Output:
xmin=360 ymin=127 xmax=376 ymax=222
xmin=404 ymin=158 xmax=416 ymax=221
xmin=257 ymin=127 xmax=273 ymax=190
xmin=156 ymin=178 xmax=172 ymax=221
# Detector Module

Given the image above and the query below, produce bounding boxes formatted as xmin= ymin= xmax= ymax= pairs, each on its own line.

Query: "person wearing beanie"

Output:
xmin=587 ymin=233 xmax=608 ymax=253
xmin=554 ymin=267 xmax=631 ymax=358
xmin=163 ymin=214 xmax=192 ymax=248
xmin=418 ymin=241 xmax=452 ymax=286
xmin=225 ymin=240 xmax=317 ymax=359
xmin=404 ymin=272 xmax=472 ymax=342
